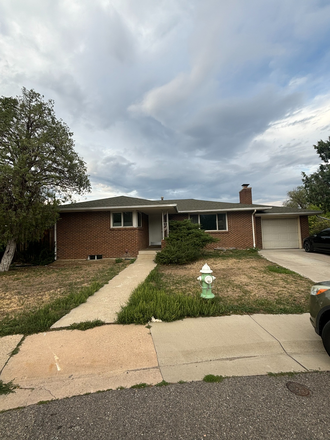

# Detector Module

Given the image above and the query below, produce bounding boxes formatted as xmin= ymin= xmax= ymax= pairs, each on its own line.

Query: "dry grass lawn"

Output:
xmin=0 ymin=259 xmax=131 ymax=320
xmin=158 ymin=255 xmax=314 ymax=309
xmin=0 ymin=251 xmax=314 ymax=323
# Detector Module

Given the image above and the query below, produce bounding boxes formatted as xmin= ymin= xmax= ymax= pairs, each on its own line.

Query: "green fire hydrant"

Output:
xmin=197 ymin=263 xmax=216 ymax=299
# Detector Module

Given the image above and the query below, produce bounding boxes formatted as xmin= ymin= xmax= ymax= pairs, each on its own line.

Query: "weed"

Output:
xmin=0 ymin=380 xmax=19 ymax=395
xmin=115 ymin=258 xmax=124 ymax=263
xmin=203 ymin=374 xmax=225 ymax=383
xmin=117 ymin=386 xmax=126 ymax=390
xmin=130 ymin=383 xmax=151 ymax=389
xmin=68 ymin=320 xmax=105 ymax=331
xmin=10 ymin=337 xmax=25 ymax=356
xmin=155 ymin=380 xmax=170 ymax=387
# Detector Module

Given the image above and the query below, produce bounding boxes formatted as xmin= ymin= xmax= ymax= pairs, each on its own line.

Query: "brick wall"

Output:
xmin=57 ymin=212 xmax=148 ymax=259
xmin=300 ymin=216 xmax=309 ymax=242
xmin=205 ymin=211 xmax=254 ymax=249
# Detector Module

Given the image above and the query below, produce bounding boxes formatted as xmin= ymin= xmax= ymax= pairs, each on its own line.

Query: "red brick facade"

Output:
xmin=56 ymin=210 xmax=310 ymax=259
xmin=57 ymin=212 xmax=149 ymax=259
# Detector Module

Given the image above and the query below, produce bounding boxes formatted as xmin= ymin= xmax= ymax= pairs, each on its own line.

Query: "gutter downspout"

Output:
xmin=252 ymin=210 xmax=256 ymax=248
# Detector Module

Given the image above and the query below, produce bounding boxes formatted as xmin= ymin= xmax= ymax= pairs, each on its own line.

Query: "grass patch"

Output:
xmin=68 ymin=320 xmax=105 ymax=331
xmin=211 ymin=248 xmax=261 ymax=260
xmin=130 ymin=383 xmax=151 ymax=389
xmin=266 ymin=265 xmax=297 ymax=275
xmin=0 ymin=380 xmax=19 ymax=395
xmin=155 ymin=380 xmax=170 ymax=387
xmin=203 ymin=374 xmax=225 ymax=383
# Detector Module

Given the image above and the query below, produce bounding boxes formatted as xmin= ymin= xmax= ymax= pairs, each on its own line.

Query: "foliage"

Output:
xmin=155 ymin=220 xmax=218 ymax=265
xmin=282 ymin=185 xmax=330 ymax=235
xmin=302 ymin=137 xmax=330 ymax=212
xmin=0 ymin=88 xmax=91 ymax=270
xmin=203 ymin=374 xmax=225 ymax=383
xmin=283 ymin=185 xmax=309 ymax=209
xmin=0 ymin=380 xmax=18 ymax=395
xmin=15 ymin=240 xmax=55 ymax=266
xmin=308 ymin=210 xmax=330 ymax=235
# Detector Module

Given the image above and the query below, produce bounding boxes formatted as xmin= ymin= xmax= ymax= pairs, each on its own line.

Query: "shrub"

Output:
xmin=155 ymin=220 xmax=218 ymax=265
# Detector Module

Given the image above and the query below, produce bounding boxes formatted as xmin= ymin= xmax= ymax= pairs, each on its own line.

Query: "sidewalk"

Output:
xmin=1 ymin=251 xmax=330 ymax=412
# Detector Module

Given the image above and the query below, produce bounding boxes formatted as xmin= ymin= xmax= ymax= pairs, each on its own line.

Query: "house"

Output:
xmin=55 ymin=185 xmax=320 ymax=259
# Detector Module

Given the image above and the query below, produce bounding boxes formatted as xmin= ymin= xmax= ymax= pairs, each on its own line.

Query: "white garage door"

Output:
xmin=261 ymin=218 xmax=299 ymax=249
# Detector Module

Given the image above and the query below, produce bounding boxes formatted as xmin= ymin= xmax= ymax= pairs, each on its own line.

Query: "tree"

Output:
xmin=283 ymin=185 xmax=308 ymax=209
xmin=302 ymin=137 xmax=330 ymax=212
xmin=0 ymin=88 xmax=91 ymax=271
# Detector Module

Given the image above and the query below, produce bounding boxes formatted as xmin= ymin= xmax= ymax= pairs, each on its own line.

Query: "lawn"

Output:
xmin=0 ymin=250 xmax=314 ymax=335
xmin=117 ymin=249 xmax=314 ymax=324
xmin=0 ymin=259 xmax=131 ymax=336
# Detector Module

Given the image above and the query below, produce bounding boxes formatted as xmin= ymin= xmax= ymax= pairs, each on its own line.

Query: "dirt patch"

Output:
xmin=0 ymin=259 xmax=130 ymax=320
xmin=158 ymin=256 xmax=313 ymax=307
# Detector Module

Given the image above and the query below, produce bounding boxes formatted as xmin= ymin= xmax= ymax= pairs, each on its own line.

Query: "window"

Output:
xmin=112 ymin=212 xmax=133 ymax=227
xmin=189 ymin=213 xmax=227 ymax=231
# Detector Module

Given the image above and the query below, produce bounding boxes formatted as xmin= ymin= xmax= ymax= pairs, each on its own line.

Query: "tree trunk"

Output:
xmin=0 ymin=239 xmax=17 ymax=272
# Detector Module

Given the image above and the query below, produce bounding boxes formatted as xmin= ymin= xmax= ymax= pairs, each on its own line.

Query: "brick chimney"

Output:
xmin=239 ymin=184 xmax=252 ymax=204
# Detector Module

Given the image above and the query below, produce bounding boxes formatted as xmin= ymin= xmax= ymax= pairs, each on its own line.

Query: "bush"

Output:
xmin=155 ymin=220 xmax=218 ymax=265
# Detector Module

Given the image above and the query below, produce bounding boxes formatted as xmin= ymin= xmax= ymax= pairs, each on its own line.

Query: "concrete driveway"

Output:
xmin=259 ymin=249 xmax=330 ymax=282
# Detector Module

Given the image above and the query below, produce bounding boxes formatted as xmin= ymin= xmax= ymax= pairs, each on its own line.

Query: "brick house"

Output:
xmin=55 ymin=185 xmax=320 ymax=259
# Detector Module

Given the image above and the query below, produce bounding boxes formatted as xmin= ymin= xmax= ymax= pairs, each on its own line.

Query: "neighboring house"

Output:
xmin=56 ymin=185 xmax=320 ymax=259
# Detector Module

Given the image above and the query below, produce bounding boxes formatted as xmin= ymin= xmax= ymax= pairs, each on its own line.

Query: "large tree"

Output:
xmin=283 ymin=185 xmax=309 ymax=209
xmin=302 ymin=137 xmax=330 ymax=212
xmin=0 ymin=88 xmax=91 ymax=271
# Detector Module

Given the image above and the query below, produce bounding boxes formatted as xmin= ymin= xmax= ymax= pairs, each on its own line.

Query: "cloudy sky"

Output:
xmin=1 ymin=0 xmax=330 ymax=205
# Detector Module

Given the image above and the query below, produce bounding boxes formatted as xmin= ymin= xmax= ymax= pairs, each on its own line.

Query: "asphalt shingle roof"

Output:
xmin=59 ymin=195 xmax=321 ymax=215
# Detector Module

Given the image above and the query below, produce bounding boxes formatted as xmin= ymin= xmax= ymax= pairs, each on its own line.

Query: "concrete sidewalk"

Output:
xmin=1 ymin=314 xmax=330 ymax=411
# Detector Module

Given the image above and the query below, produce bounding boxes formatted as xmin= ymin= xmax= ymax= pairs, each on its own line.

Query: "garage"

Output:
xmin=261 ymin=218 xmax=300 ymax=249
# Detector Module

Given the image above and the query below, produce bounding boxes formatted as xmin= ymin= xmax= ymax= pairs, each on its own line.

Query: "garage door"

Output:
xmin=261 ymin=218 xmax=299 ymax=249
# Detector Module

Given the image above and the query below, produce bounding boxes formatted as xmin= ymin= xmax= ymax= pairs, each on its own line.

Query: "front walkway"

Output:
xmin=51 ymin=252 xmax=157 ymax=328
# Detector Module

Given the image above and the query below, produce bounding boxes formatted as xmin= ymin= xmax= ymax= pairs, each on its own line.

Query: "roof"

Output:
xmin=59 ymin=195 xmax=321 ymax=216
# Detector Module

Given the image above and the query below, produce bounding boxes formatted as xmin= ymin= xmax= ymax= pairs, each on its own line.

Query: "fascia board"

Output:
xmin=178 ymin=206 xmax=272 ymax=213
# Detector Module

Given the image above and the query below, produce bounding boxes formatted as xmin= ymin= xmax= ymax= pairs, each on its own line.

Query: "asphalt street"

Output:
xmin=1 ymin=372 xmax=330 ymax=439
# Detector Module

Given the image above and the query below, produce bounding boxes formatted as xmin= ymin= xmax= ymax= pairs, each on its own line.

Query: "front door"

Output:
xmin=148 ymin=214 xmax=162 ymax=246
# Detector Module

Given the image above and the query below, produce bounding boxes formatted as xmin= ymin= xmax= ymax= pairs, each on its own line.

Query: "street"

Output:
xmin=1 ymin=372 xmax=329 ymax=439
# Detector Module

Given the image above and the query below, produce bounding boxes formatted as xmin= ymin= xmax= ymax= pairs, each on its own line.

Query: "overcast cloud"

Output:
xmin=1 ymin=0 xmax=330 ymax=204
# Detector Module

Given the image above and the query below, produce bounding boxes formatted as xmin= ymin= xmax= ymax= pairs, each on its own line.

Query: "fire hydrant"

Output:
xmin=197 ymin=263 xmax=216 ymax=299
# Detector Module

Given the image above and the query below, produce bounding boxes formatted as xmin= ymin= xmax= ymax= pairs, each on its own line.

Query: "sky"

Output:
xmin=1 ymin=0 xmax=330 ymax=206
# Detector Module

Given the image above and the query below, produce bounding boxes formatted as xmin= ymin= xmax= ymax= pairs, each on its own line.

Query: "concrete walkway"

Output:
xmin=1 ymin=250 xmax=330 ymax=412
xmin=51 ymin=251 xmax=157 ymax=328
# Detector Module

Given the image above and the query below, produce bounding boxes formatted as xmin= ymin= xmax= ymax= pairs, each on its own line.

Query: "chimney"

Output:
xmin=239 ymin=184 xmax=252 ymax=204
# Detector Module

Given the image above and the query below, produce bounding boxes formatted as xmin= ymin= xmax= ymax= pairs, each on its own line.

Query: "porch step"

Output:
xmin=138 ymin=249 xmax=159 ymax=256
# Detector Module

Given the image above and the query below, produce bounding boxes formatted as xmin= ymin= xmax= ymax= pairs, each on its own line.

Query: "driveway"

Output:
xmin=259 ymin=249 xmax=330 ymax=282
